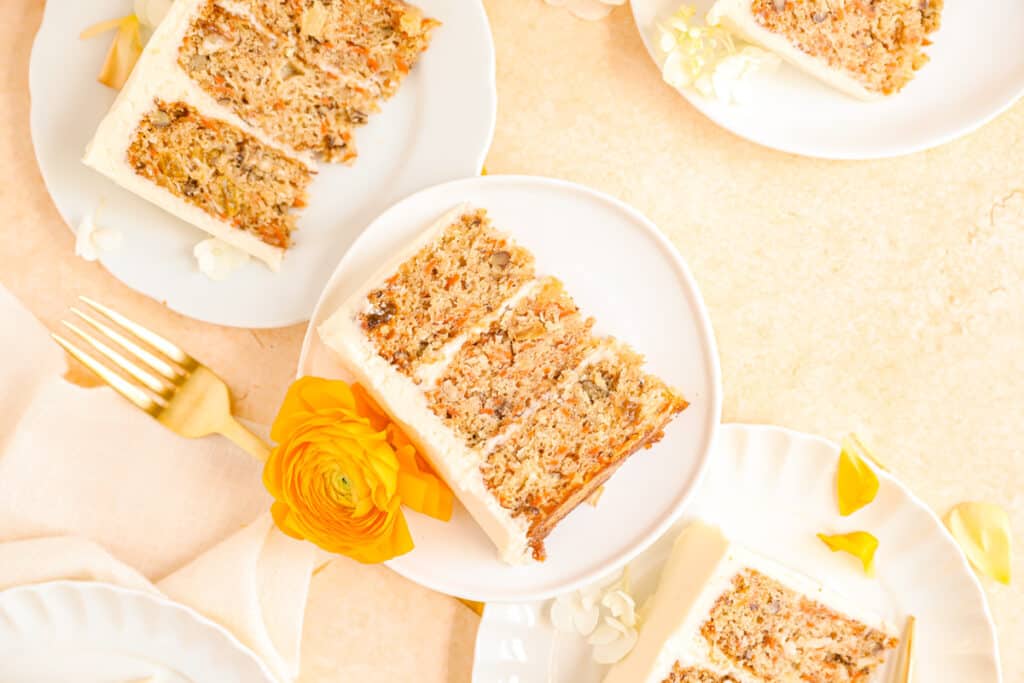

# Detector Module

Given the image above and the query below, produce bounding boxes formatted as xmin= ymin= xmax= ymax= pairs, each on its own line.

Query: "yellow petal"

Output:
xmin=818 ymin=531 xmax=879 ymax=576
xmin=836 ymin=434 xmax=880 ymax=516
xmin=93 ymin=16 xmax=143 ymax=90
xmin=80 ymin=15 xmax=132 ymax=39
xmin=945 ymin=502 xmax=1012 ymax=585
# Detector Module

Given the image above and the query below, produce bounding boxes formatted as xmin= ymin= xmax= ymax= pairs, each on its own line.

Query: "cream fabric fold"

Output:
xmin=0 ymin=285 xmax=311 ymax=681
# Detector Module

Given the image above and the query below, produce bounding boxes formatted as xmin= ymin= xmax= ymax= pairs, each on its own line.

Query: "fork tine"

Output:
xmin=70 ymin=307 xmax=183 ymax=383
xmin=78 ymin=296 xmax=196 ymax=367
xmin=52 ymin=333 xmax=161 ymax=416
xmin=62 ymin=321 xmax=173 ymax=400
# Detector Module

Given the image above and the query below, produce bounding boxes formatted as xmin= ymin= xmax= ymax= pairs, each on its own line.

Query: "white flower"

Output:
xmin=589 ymin=616 xmax=639 ymax=664
xmin=658 ymin=4 xmax=779 ymax=105
xmin=193 ymin=238 xmax=250 ymax=281
xmin=74 ymin=214 xmax=122 ymax=262
xmin=601 ymin=589 xmax=637 ymax=627
xmin=134 ymin=0 xmax=173 ymax=29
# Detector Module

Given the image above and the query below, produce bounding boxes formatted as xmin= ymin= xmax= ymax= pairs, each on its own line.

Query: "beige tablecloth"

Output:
xmin=1 ymin=0 xmax=1021 ymax=679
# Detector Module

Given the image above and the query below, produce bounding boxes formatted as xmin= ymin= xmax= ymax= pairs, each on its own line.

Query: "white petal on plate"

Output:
xmin=662 ymin=50 xmax=691 ymax=89
xmin=549 ymin=594 xmax=580 ymax=633
xmin=91 ymin=227 xmax=123 ymax=253
xmin=74 ymin=214 xmax=121 ymax=262
xmin=572 ymin=601 xmax=600 ymax=636
xmin=586 ymin=617 xmax=625 ymax=646
xmin=592 ymin=625 xmax=639 ymax=664
xmin=193 ymin=238 xmax=250 ymax=281
xmin=601 ymin=589 xmax=637 ymax=627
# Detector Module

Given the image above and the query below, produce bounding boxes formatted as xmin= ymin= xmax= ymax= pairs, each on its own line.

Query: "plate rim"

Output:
xmin=628 ymin=0 xmax=1024 ymax=161
xmin=472 ymin=423 xmax=1003 ymax=681
xmin=0 ymin=579 xmax=280 ymax=682
xmin=27 ymin=0 xmax=498 ymax=329
xmin=296 ymin=173 xmax=723 ymax=602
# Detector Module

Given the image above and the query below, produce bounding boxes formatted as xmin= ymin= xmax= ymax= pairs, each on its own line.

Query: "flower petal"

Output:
xmin=945 ymin=502 xmax=1012 ymax=585
xmin=592 ymin=625 xmax=639 ymax=664
xmin=818 ymin=531 xmax=879 ymax=576
xmin=837 ymin=434 xmax=880 ymax=516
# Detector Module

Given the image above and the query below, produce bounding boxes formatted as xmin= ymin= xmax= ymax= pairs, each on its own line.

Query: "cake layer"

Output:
xmin=665 ymin=665 xmax=738 ymax=683
xmin=702 ymin=568 xmax=896 ymax=681
xmin=126 ymin=99 xmax=312 ymax=249
xmin=709 ymin=0 xmax=942 ymax=99
xmin=604 ymin=523 xmax=899 ymax=683
xmin=228 ymin=0 xmax=439 ymax=99
xmin=180 ymin=2 xmax=373 ymax=162
xmin=483 ymin=344 xmax=688 ymax=558
xmin=359 ymin=209 xmax=535 ymax=375
xmin=427 ymin=277 xmax=597 ymax=446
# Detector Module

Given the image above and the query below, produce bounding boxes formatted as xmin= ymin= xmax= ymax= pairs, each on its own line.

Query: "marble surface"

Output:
xmin=1 ymin=0 xmax=1021 ymax=679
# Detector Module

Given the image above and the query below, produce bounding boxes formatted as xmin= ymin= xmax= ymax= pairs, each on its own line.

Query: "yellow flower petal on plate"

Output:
xmin=945 ymin=502 xmax=1012 ymax=585
xmin=818 ymin=531 xmax=879 ymax=576
xmin=83 ymin=15 xmax=143 ymax=90
xmin=836 ymin=434 xmax=881 ymax=516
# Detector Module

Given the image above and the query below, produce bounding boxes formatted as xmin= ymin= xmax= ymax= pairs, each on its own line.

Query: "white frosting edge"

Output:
xmin=707 ymin=0 xmax=880 ymax=101
xmin=82 ymin=0 xmax=317 ymax=270
xmin=605 ymin=522 xmax=898 ymax=683
xmin=317 ymin=204 xmax=534 ymax=564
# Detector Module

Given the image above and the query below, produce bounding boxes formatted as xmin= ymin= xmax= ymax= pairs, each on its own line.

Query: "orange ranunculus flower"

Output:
xmin=264 ymin=376 xmax=452 ymax=564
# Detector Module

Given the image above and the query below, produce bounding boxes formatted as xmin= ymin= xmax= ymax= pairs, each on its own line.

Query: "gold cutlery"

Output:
xmin=51 ymin=296 xmax=270 ymax=461
xmin=894 ymin=615 xmax=916 ymax=683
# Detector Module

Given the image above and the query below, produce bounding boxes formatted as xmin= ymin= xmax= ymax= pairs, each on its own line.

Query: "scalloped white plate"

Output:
xmin=473 ymin=424 xmax=1001 ymax=682
xmin=631 ymin=0 xmax=1024 ymax=160
xmin=0 ymin=581 xmax=276 ymax=682
xmin=298 ymin=174 xmax=721 ymax=602
xmin=29 ymin=0 xmax=495 ymax=328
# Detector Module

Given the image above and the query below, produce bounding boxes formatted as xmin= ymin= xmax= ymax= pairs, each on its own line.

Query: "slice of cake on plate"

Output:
xmin=84 ymin=0 xmax=437 ymax=270
xmin=708 ymin=0 xmax=943 ymax=99
xmin=318 ymin=206 xmax=689 ymax=563
xmin=604 ymin=522 xmax=899 ymax=683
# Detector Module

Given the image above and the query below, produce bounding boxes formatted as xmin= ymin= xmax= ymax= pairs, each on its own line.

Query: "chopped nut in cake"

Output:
xmin=180 ymin=1 xmax=377 ymax=162
xmin=483 ymin=344 xmax=688 ymax=559
xmin=750 ymin=0 xmax=942 ymax=95
xmin=126 ymin=99 xmax=312 ymax=249
xmin=359 ymin=210 xmax=535 ymax=374
xmin=427 ymin=277 xmax=598 ymax=445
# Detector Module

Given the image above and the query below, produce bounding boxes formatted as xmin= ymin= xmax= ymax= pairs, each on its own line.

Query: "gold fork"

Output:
xmin=51 ymin=296 xmax=270 ymax=461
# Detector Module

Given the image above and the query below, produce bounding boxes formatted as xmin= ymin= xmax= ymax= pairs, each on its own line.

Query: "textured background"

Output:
xmin=2 ymin=0 xmax=1021 ymax=679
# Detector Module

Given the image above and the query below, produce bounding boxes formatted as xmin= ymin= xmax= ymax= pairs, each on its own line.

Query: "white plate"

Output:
xmin=0 ymin=581 xmax=276 ymax=683
xmin=29 ymin=0 xmax=495 ymax=328
xmin=297 ymin=175 xmax=722 ymax=602
xmin=473 ymin=424 xmax=1002 ymax=682
xmin=631 ymin=0 xmax=1024 ymax=160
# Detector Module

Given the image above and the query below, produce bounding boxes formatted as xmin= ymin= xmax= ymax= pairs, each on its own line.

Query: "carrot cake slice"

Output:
xmin=708 ymin=0 xmax=943 ymax=98
xmin=604 ymin=523 xmax=900 ymax=683
xmin=84 ymin=0 xmax=437 ymax=269
xmin=318 ymin=205 xmax=688 ymax=563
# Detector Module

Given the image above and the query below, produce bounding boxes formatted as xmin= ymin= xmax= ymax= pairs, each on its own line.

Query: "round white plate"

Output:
xmin=29 ymin=0 xmax=495 ymax=328
xmin=473 ymin=424 xmax=1002 ymax=682
xmin=631 ymin=0 xmax=1024 ymax=159
xmin=0 ymin=581 xmax=276 ymax=683
xmin=298 ymin=174 xmax=722 ymax=602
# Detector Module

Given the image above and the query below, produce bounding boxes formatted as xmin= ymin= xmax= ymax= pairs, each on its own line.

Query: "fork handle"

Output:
xmin=218 ymin=416 xmax=272 ymax=462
